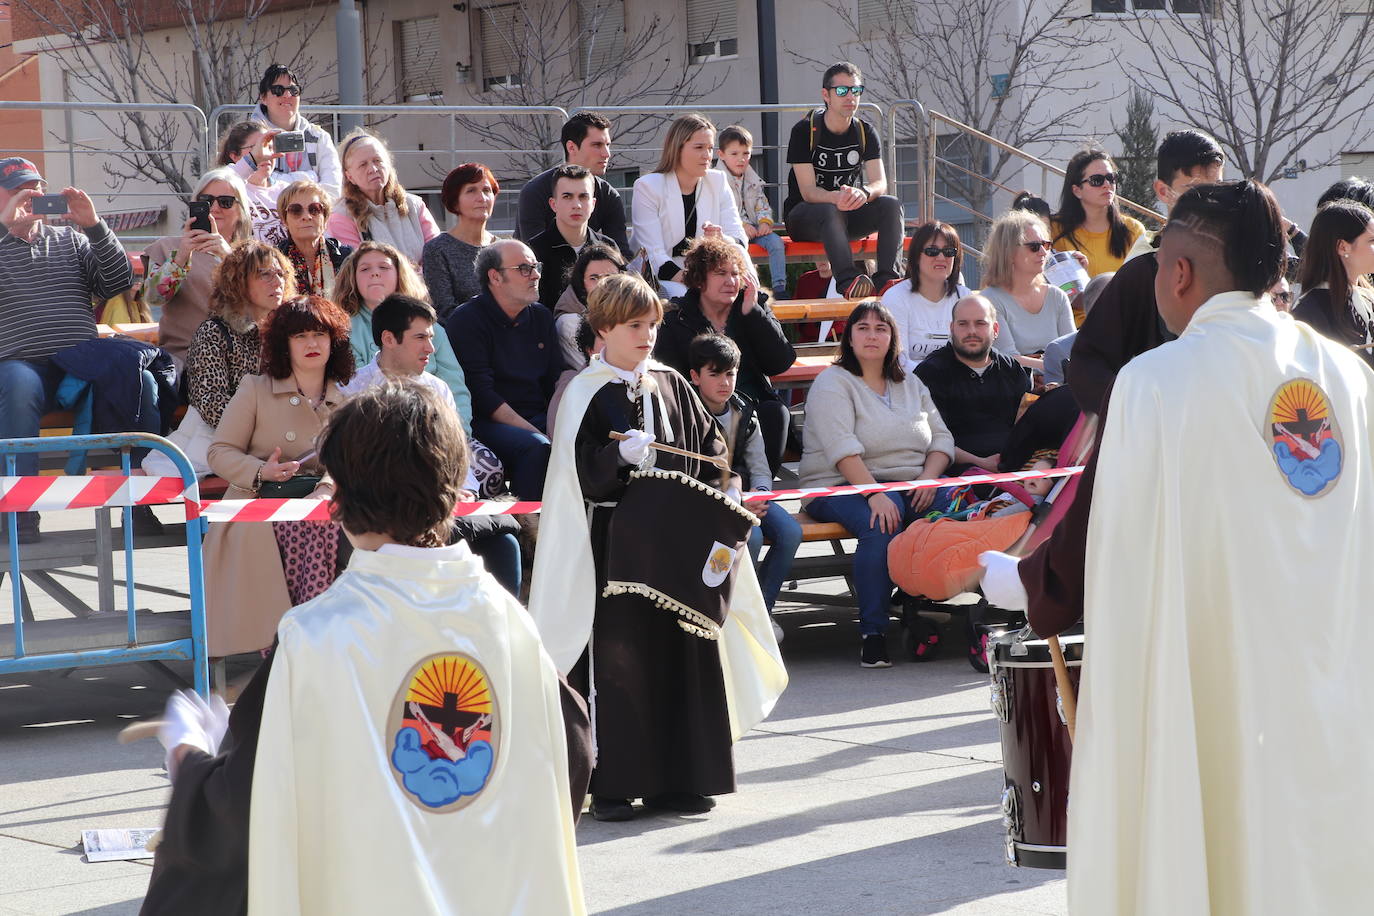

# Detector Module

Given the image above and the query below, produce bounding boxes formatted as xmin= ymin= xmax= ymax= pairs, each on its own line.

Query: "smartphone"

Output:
xmin=187 ymin=200 xmax=212 ymax=233
xmin=31 ymin=194 xmax=69 ymax=215
xmin=275 ymin=132 xmax=305 ymax=153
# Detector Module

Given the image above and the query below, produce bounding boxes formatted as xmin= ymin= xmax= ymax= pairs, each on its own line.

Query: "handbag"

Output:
xmin=141 ymin=405 xmax=214 ymax=479
xmin=258 ymin=475 xmax=323 ymax=498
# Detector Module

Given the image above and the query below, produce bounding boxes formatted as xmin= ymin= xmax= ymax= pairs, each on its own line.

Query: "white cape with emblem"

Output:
xmin=1070 ymin=291 xmax=1374 ymax=914
xmin=248 ymin=543 xmax=584 ymax=915
xmin=528 ymin=357 xmax=787 ymax=741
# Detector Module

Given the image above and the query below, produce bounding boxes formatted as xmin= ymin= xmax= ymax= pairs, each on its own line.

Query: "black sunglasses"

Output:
xmin=1022 ymin=241 xmax=1050 ymax=253
xmin=286 ymin=201 xmax=327 ymax=217
xmin=921 ymin=246 xmax=958 ymax=258
xmin=1077 ymin=172 xmax=1118 ymax=188
xmin=826 ymin=84 xmax=864 ymax=96
xmin=268 ymin=84 xmax=302 ymax=97
xmin=196 ymin=194 xmax=238 ymax=210
xmin=1273 ymin=290 xmax=1293 ymax=304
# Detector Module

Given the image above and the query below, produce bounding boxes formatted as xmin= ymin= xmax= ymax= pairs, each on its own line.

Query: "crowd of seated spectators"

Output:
xmin=11 ymin=58 xmax=1372 ymax=672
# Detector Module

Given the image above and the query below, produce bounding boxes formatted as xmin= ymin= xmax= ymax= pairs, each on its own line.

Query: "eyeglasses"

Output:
xmin=1076 ymin=172 xmax=1119 ymax=188
xmin=286 ymin=201 xmax=327 ymax=217
xmin=498 ymin=262 xmax=542 ymax=277
xmin=196 ymin=194 xmax=238 ymax=210
xmin=1022 ymin=241 xmax=1050 ymax=253
xmin=922 ymin=246 xmax=958 ymax=258
xmin=1273 ymin=290 xmax=1293 ymax=304
xmin=268 ymin=84 xmax=302 ymax=97
xmin=826 ymin=84 xmax=865 ymax=96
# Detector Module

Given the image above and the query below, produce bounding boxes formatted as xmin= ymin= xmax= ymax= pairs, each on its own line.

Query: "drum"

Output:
xmin=601 ymin=469 xmax=758 ymax=639
xmin=988 ymin=627 xmax=1084 ymax=869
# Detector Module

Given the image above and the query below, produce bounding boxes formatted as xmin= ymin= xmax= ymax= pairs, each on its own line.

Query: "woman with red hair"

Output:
xmin=202 ymin=294 xmax=355 ymax=659
xmin=422 ymin=162 xmax=500 ymax=318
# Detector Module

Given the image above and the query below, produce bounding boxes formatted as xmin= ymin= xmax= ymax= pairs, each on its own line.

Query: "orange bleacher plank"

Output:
xmin=772 ymin=299 xmax=860 ymax=323
xmin=770 ymin=354 xmax=832 ymax=386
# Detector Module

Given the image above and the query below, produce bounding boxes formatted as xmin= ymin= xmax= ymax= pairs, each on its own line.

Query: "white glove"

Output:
xmin=617 ymin=429 xmax=655 ymax=467
xmin=157 ymin=690 xmax=227 ymax=779
xmin=978 ymin=550 xmax=1029 ymax=611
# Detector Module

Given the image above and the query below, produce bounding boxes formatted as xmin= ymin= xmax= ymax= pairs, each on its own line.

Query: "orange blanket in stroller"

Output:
xmin=887 ymin=513 xmax=1031 ymax=601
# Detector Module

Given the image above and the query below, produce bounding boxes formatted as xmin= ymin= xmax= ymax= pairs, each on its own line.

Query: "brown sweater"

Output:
xmin=146 ymin=235 xmax=221 ymax=367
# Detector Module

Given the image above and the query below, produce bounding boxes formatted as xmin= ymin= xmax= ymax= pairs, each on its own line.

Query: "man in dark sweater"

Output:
xmin=654 ymin=237 xmax=795 ymax=469
xmin=515 ymin=112 xmax=631 ymax=254
xmin=915 ymin=294 xmax=1030 ymax=473
xmin=0 ymin=158 xmax=134 ymax=542
xmin=527 ymin=164 xmax=618 ymax=307
xmin=443 ymin=240 xmax=563 ymax=500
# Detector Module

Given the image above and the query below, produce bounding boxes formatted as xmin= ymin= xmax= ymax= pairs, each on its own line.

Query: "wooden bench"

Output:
xmin=748 ymin=233 xmax=914 ymax=264
xmin=762 ymin=510 xmax=858 ymax=609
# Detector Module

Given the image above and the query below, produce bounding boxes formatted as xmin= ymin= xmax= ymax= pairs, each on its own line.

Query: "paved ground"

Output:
xmin=0 ymin=510 xmax=1066 ymax=914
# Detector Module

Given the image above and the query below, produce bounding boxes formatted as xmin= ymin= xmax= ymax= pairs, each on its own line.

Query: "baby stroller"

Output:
xmin=887 ymin=412 xmax=1095 ymax=671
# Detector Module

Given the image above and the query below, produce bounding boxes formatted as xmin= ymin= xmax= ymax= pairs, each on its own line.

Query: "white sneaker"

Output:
xmin=772 ymin=619 xmax=784 ymax=644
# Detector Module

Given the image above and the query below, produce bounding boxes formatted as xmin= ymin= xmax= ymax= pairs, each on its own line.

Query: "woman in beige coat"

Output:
xmin=203 ymin=294 xmax=355 ymax=656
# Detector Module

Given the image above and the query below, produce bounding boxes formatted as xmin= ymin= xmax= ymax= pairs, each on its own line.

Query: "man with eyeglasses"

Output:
xmin=783 ymin=61 xmax=904 ymax=299
xmin=444 ymin=239 xmax=563 ymax=500
xmin=0 ymin=158 xmax=135 ymax=543
xmin=251 ymin=64 xmax=342 ymax=199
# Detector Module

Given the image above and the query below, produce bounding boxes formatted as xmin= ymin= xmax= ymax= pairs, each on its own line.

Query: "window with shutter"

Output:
xmin=579 ymin=0 xmax=626 ymax=79
xmin=397 ymin=17 xmax=443 ymax=101
xmin=687 ymin=0 xmax=738 ymax=62
xmin=857 ymin=0 xmax=916 ymax=34
xmin=480 ymin=3 xmax=524 ymax=90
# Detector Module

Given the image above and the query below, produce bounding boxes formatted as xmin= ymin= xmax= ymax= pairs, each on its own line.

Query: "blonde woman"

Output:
xmin=979 ymin=210 xmax=1074 ymax=372
xmin=276 ymin=179 xmax=351 ymax=296
xmin=145 ymin=168 xmax=253 ymax=369
xmin=631 ymin=113 xmax=750 ymax=298
xmin=332 ymin=241 xmax=472 ymax=430
xmin=327 ymin=129 xmax=441 ymax=264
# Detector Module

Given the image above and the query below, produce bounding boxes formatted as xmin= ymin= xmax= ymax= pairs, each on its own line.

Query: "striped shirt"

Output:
xmin=0 ymin=220 xmax=134 ymax=361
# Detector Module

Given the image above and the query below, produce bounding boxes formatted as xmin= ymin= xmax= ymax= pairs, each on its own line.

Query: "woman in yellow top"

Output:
xmin=1050 ymin=148 xmax=1146 ymax=277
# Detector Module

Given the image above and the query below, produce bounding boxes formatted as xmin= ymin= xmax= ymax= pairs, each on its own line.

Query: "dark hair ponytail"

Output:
xmin=1169 ymin=180 xmax=1285 ymax=296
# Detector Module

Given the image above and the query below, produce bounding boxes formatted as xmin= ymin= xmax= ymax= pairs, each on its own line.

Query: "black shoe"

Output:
xmin=1 ymin=511 xmax=41 ymax=544
xmin=841 ymin=274 xmax=875 ymax=299
xmin=129 ymin=505 xmax=165 ymax=537
xmin=861 ymin=633 xmax=892 ymax=668
xmin=644 ymin=792 xmax=715 ymax=814
xmin=590 ymin=796 xmax=635 ymax=822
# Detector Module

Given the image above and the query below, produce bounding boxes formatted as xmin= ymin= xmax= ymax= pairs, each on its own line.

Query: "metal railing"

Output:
xmin=0 ymin=101 xmax=209 ymax=249
xmin=1 ymin=434 xmax=210 ymax=697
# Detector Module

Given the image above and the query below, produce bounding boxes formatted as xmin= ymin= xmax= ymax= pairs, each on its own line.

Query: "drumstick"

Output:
xmin=607 ymin=431 xmax=731 ymax=472
xmin=1047 ymin=635 xmax=1077 ymax=744
xmin=119 ymin=720 xmax=163 ymax=744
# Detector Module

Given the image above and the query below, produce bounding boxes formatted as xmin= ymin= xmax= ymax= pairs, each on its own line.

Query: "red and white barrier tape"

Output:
xmin=2 ymin=467 xmax=1084 ymax=522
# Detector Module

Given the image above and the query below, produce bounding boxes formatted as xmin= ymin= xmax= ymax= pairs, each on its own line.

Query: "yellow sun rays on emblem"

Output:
xmin=405 ymin=655 xmax=492 ymax=714
xmin=1270 ymin=379 xmax=1329 ymax=426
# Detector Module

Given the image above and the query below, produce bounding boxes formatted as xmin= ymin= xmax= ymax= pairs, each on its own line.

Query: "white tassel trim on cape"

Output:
xmin=627 ymin=468 xmax=762 ymax=527
xmin=602 ymin=580 xmax=725 ymax=640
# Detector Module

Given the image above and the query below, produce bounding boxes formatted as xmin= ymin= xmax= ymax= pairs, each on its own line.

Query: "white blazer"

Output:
xmin=631 ymin=169 xmax=751 ymax=296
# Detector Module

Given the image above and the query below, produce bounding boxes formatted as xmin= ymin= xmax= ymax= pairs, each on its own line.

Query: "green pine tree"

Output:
xmin=1116 ymin=88 xmax=1159 ymax=211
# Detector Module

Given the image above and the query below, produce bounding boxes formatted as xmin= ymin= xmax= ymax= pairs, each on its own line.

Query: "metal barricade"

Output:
xmin=885 ymin=98 xmax=931 ymax=225
xmin=0 ymin=101 xmax=210 ymax=251
xmin=0 ymin=434 xmax=210 ymax=697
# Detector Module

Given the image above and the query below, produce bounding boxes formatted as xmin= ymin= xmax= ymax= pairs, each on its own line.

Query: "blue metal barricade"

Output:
xmin=0 ymin=434 xmax=209 ymax=696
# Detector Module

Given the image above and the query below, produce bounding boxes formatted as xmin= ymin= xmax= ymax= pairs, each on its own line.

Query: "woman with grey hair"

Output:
xmin=145 ymin=167 xmax=254 ymax=370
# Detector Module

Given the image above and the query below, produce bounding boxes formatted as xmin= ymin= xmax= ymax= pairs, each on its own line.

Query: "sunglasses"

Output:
xmin=196 ymin=194 xmax=238 ymax=210
xmin=826 ymin=84 xmax=864 ymax=96
xmin=1273 ymin=290 xmax=1293 ymax=304
xmin=922 ymin=246 xmax=958 ymax=258
xmin=498 ymin=262 xmax=542 ymax=277
xmin=1022 ymin=241 xmax=1050 ymax=253
xmin=268 ymin=84 xmax=302 ymax=97
xmin=1077 ymin=172 xmax=1119 ymax=188
xmin=286 ymin=201 xmax=327 ymax=217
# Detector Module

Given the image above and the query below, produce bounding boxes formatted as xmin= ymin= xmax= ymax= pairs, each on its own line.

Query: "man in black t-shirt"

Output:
xmin=915 ymin=294 xmax=1030 ymax=473
xmin=783 ymin=61 xmax=904 ymax=298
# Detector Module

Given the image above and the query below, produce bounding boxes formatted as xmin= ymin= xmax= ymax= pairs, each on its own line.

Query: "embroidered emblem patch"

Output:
xmin=1267 ymin=378 xmax=1343 ymax=498
xmin=387 ymin=653 xmax=498 ymax=812
xmin=701 ymin=540 xmax=737 ymax=587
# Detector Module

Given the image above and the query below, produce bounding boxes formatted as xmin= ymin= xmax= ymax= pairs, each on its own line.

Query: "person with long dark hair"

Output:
xmin=880 ymin=220 xmax=971 ymax=372
xmin=1051 ymin=148 xmax=1146 ymax=278
xmin=1292 ymin=199 xmax=1374 ymax=368
xmin=989 ymin=178 xmax=1374 ymax=914
xmin=799 ymin=300 xmax=954 ymax=667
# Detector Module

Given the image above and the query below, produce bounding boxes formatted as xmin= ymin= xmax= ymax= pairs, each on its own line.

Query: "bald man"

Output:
xmin=443 ymin=239 xmax=563 ymax=499
xmin=915 ymin=294 xmax=1031 ymax=473
xmin=1021 ymin=180 xmax=1374 ymax=913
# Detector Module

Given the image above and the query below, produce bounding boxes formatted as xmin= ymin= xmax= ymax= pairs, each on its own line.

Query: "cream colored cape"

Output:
xmin=248 ymin=544 xmax=584 ymax=916
xmin=528 ymin=357 xmax=787 ymax=741
xmin=1070 ymin=292 xmax=1374 ymax=914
